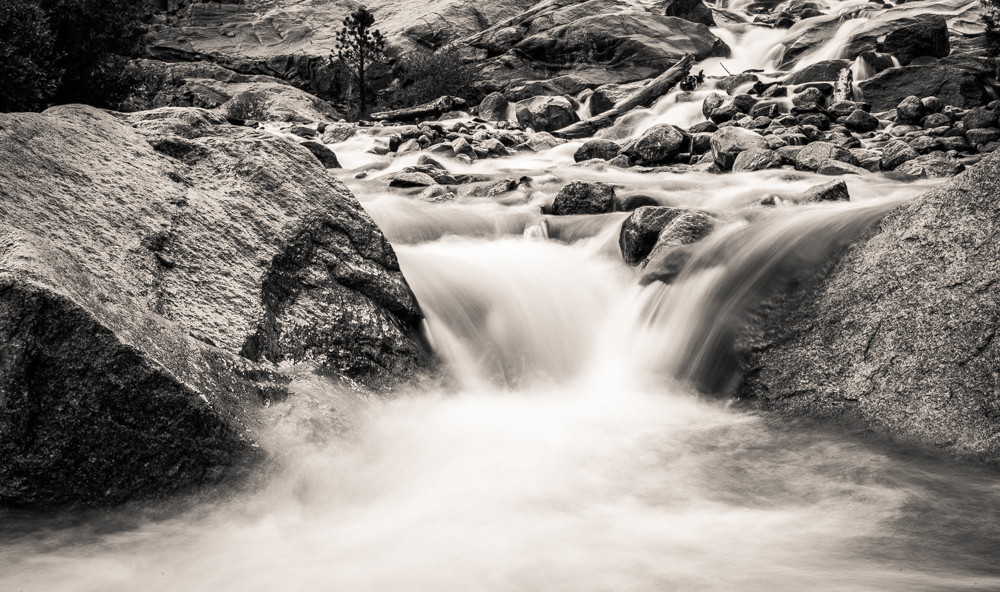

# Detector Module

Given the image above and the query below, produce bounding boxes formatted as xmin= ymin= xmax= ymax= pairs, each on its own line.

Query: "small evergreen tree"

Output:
xmin=334 ymin=6 xmax=386 ymax=119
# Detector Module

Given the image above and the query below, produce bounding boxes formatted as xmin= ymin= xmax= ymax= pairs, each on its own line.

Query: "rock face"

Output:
xmin=857 ymin=56 xmax=992 ymax=112
xmin=148 ymin=0 xmax=538 ymax=102
xmin=0 ymin=105 xmax=431 ymax=508
xmin=738 ymin=152 xmax=1000 ymax=463
xmin=132 ymin=60 xmax=343 ymax=122
xmin=465 ymin=0 xmax=729 ymax=96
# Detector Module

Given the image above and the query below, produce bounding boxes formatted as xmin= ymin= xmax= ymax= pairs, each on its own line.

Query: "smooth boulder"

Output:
xmin=550 ymin=181 xmax=616 ymax=215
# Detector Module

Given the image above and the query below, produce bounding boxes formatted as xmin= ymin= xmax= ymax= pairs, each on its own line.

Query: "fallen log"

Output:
xmin=833 ymin=67 xmax=854 ymax=103
xmin=552 ymin=54 xmax=695 ymax=139
xmin=370 ymin=96 xmax=468 ymax=123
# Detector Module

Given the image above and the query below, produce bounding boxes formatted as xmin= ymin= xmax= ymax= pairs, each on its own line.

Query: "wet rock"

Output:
xmin=574 ymin=139 xmax=622 ymax=162
xmin=619 ymin=206 xmax=686 ymax=265
xmin=478 ymin=92 xmax=510 ymax=122
xmin=844 ymin=110 xmax=879 ymax=132
xmin=0 ymin=105 xmax=431 ymax=508
xmin=967 ymin=128 xmax=1000 ymax=145
xmin=467 ymin=178 xmax=520 ymax=198
xmin=710 ymin=103 xmax=742 ymax=124
xmin=388 ymin=172 xmax=438 ymax=187
xmin=662 ymin=0 xmax=716 ymax=26
xmin=896 ymin=96 xmax=924 ymax=124
xmin=417 ymin=186 xmax=457 ymax=202
xmin=300 ymin=141 xmax=341 ymax=169
xmin=875 ymin=14 xmax=950 ymax=66
xmin=962 ymin=107 xmax=998 ymax=131
xmin=923 ymin=112 xmax=952 ymax=129
xmin=881 ymin=139 xmax=920 ymax=170
xmin=452 ymin=137 xmax=474 ymax=157
xmin=828 ymin=101 xmax=870 ymax=119
xmin=551 ymin=181 xmax=616 ymax=215
xmin=792 ymin=87 xmax=825 ymax=108
xmin=608 ymin=154 xmax=632 ymax=168
xmin=589 ymin=80 xmax=649 ymax=115
xmin=894 ymin=152 xmax=966 ymax=178
xmin=732 ymin=147 xmax=782 ymax=172
xmin=711 ymin=127 xmax=769 ymax=170
xmin=737 ymin=150 xmax=1000 ymax=462
xmin=803 ymin=179 xmax=850 ymax=202
xmin=857 ymin=58 xmax=991 ymax=111
xmin=817 ymin=160 xmax=869 ymax=175
xmin=908 ymin=136 xmax=942 ymax=154
xmin=703 ymin=93 xmax=726 ymax=118
xmin=627 ymin=124 xmax=686 ymax=165
xmin=397 ymin=138 xmax=422 ymax=153
xmin=321 ymin=122 xmax=357 ymax=144
xmin=479 ymin=138 xmax=511 ymax=157
xmin=619 ymin=194 xmax=660 ymax=211
xmin=794 ymin=141 xmax=858 ymax=171
xmin=515 ymin=96 xmax=579 ymax=133
xmin=641 ymin=211 xmax=716 ymax=284
xmin=783 ymin=60 xmax=852 ymax=85
xmin=717 ymin=72 xmax=759 ymax=94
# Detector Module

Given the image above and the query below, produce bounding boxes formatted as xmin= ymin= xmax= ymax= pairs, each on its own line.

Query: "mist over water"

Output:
xmin=5 ymin=2 xmax=1000 ymax=590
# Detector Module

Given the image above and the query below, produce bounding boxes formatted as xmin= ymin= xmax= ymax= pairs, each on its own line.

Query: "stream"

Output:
xmin=3 ymin=0 xmax=1000 ymax=590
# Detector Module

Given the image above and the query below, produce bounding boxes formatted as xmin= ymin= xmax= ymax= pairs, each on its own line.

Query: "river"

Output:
xmin=3 ymin=0 xmax=1000 ymax=590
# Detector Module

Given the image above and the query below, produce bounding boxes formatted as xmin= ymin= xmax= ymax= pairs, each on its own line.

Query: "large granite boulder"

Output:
xmin=130 ymin=59 xmax=343 ymax=122
xmin=0 ymin=105 xmax=431 ymax=508
xmin=738 ymin=151 xmax=1000 ymax=463
xmin=857 ymin=55 xmax=992 ymax=111
xmin=465 ymin=0 xmax=729 ymax=94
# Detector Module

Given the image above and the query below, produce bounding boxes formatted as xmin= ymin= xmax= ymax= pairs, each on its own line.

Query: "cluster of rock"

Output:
xmin=565 ymin=79 xmax=990 ymax=180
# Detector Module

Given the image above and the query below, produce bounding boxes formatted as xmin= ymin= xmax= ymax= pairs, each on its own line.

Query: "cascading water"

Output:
xmin=4 ymin=2 xmax=1000 ymax=591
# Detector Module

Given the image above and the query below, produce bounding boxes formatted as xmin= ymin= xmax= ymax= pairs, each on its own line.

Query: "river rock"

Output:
xmin=662 ymin=0 xmax=716 ymax=26
xmin=478 ymin=92 xmax=510 ymax=122
xmin=783 ymin=60 xmax=852 ymax=85
xmin=389 ymin=172 xmax=438 ymax=187
xmin=574 ymin=139 xmax=622 ymax=162
xmin=627 ymin=124 xmax=686 ymax=165
xmin=967 ymin=128 xmax=1000 ymax=145
xmin=321 ymin=122 xmax=357 ymax=144
xmin=794 ymin=141 xmax=858 ymax=171
xmin=816 ymin=160 xmax=869 ymax=176
xmin=515 ymin=96 xmax=579 ymax=133
xmin=737 ymin=150 xmax=1000 ymax=462
xmin=300 ymin=141 xmax=341 ymax=169
xmin=803 ymin=179 xmax=850 ymax=202
xmin=619 ymin=206 xmax=686 ymax=265
xmin=551 ymin=181 xmax=616 ymax=215
xmin=845 ymin=110 xmax=879 ymax=132
xmin=896 ymin=96 xmax=924 ymax=124
xmin=732 ymin=147 xmax=782 ymax=172
xmin=857 ymin=57 xmax=991 ymax=112
xmin=0 ymin=105 xmax=431 ymax=508
xmin=962 ymin=107 xmax=998 ymax=131
xmin=881 ymin=140 xmax=920 ymax=170
xmin=711 ymin=127 xmax=769 ymax=170
xmin=894 ymin=152 xmax=966 ymax=178
xmin=641 ymin=211 xmax=716 ymax=284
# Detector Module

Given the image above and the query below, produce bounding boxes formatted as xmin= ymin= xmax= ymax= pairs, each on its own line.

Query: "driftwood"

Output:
xmin=552 ymin=54 xmax=695 ymax=139
xmin=371 ymin=96 xmax=468 ymax=123
xmin=833 ymin=67 xmax=854 ymax=103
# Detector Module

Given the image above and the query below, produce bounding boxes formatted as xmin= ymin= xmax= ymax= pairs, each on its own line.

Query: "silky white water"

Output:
xmin=4 ymin=2 xmax=1000 ymax=590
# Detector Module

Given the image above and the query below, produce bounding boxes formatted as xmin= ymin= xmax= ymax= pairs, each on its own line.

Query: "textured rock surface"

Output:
xmin=738 ymin=151 xmax=1000 ymax=463
xmin=551 ymin=181 xmax=616 ymax=215
xmin=0 ymin=105 xmax=431 ymax=508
